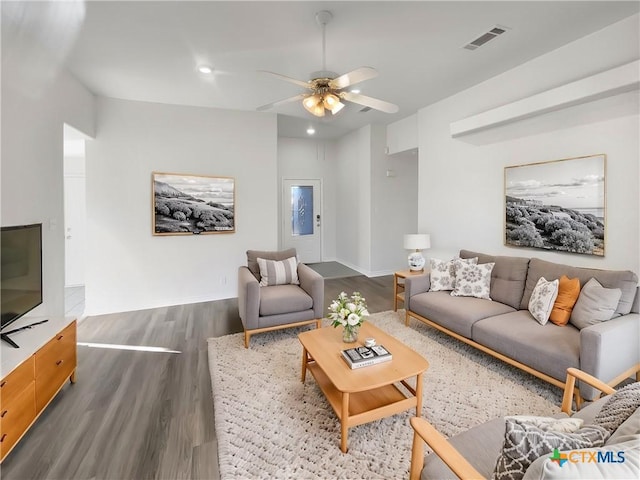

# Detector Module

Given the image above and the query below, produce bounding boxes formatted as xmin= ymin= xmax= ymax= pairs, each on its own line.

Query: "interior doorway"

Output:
xmin=63 ymin=124 xmax=88 ymax=319
xmin=281 ymin=179 xmax=322 ymax=263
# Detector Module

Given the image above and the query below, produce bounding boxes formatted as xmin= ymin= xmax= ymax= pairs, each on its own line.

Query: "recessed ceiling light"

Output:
xmin=306 ymin=127 xmax=316 ymax=135
xmin=350 ymin=89 xmax=360 ymax=94
xmin=197 ymin=65 xmax=214 ymax=74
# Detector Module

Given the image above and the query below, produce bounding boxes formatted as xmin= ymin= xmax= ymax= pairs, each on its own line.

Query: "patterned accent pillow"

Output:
xmin=509 ymin=416 xmax=583 ymax=433
xmin=257 ymin=256 xmax=299 ymax=286
xmin=429 ymin=257 xmax=478 ymax=292
xmin=593 ymin=382 xmax=640 ymax=434
xmin=451 ymin=262 xmax=494 ymax=300
xmin=528 ymin=277 xmax=560 ymax=325
xmin=492 ymin=417 xmax=610 ymax=480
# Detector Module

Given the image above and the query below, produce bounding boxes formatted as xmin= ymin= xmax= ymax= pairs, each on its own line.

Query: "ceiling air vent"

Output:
xmin=359 ymin=106 xmax=372 ymax=113
xmin=463 ymin=25 xmax=509 ymax=51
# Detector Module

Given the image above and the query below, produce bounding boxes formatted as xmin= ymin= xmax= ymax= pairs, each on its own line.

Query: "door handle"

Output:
xmin=316 ymin=214 xmax=321 ymax=227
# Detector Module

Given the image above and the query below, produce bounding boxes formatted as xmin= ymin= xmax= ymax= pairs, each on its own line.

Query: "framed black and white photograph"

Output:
xmin=152 ymin=172 xmax=235 ymax=235
xmin=504 ymin=154 xmax=605 ymax=256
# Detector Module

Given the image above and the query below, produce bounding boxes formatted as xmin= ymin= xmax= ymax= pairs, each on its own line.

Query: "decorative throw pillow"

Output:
xmin=570 ymin=278 xmax=622 ymax=329
xmin=549 ymin=275 xmax=581 ymax=326
xmin=593 ymin=382 xmax=640 ymax=434
xmin=429 ymin=257 xmax=478 ymax=292
xmin=528 ymin=277 xmax=559 ymax=325
xmin=535 ymin=437 xmax=640 ymax=480
xmin=507 ymin=416 xmax=584 ymax=433
xmin=451 ymin=262 xmax=494 ymax=300
xmin=492 ymin=417 xmax=610 ymax=480
xmin=256 ymin=256 xmax=299 ymax=287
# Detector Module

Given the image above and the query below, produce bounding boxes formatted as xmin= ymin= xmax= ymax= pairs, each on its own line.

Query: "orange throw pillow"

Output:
xmin=549 ymin=275 xmax=581 ymax=326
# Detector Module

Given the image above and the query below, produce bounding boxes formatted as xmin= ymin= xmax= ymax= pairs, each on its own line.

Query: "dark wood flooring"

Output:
xmin=0 ymin=274 xmax=394 ymax=480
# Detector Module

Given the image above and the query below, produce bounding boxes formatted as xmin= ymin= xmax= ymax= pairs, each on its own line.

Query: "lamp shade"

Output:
xmin=403 ymin=234 xmax=431 ymax=250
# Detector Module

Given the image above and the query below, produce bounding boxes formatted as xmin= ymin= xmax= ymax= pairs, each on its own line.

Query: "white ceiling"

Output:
xmin=4 ymin=1 xmax=639 ymax=139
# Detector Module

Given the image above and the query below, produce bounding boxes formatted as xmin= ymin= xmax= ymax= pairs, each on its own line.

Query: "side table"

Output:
xmin=394 ymin=270 xmax=426 ymax=311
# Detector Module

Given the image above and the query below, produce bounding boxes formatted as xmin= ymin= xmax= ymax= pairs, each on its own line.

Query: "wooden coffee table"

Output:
xmin=298 ymin=322 xmax=429 ymax=453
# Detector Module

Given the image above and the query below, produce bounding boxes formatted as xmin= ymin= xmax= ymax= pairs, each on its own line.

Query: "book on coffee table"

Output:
xmin=341 ymin=344 xmax=392 ymax=369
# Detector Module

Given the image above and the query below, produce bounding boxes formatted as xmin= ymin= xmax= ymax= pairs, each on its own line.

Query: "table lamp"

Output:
xmin=403 ymin=234 xmax=431 ymax=271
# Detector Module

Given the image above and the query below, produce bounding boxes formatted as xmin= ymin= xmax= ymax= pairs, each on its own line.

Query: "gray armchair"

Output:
xmin=238 ymin=249 xmax=324 ymax=348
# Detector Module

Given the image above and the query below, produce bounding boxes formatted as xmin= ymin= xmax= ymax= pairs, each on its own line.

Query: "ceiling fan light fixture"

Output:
xmin=311 ymin=104 xmax=325 ymax=117
xmin=303 ymin=94 xmax=321 ymax=110
xmin=322 ymin=92 xmax=340 ymax=109
xmin=329 ymin=100 xmax=345 ymax=114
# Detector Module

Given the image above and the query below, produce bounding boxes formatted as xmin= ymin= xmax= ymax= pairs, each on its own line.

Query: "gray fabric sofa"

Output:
xmin=410 ymin=368 xmax=639 ymax=480
xmin=405 ymin=250 xmax=640 ymax=401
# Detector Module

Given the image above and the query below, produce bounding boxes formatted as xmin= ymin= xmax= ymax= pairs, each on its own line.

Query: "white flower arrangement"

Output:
xmin=328 ymin=291 xmax=370 ymax=329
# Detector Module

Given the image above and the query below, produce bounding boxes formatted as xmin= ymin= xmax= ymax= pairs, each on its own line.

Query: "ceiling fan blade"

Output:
xmin=257 ymin=93 xmax=308 ymax=111
xmin=340 ymin=91 xmax=399 ymax=114
xmin=258 ymin=71 xmax=313 ymax=89
xmin=329 ymin=67 xmax=378 ymax=90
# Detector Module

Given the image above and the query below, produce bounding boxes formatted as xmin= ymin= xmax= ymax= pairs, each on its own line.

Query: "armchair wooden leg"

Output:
xmin=244 ymin=330 xmax=250 ymax=349
xmin=315 ymin=319 xmax=322 ymax=329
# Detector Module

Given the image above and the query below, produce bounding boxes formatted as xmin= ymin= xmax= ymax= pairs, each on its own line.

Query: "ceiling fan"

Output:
xmin=257 ymin=10 xmax=399 ymax=117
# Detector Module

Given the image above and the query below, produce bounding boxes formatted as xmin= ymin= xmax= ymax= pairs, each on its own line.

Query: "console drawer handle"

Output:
xmin=1 ymin=410 xmax=7 ymax=418
xmin=1 ymin=434 xmax=6 ymax=443
xmin=56 ymin=360 xmax=64 ymax=366
xmin=57 ymin=335 xmax=64 ymax=341
xmin=0 ymin=381 xmax=5 ymax=388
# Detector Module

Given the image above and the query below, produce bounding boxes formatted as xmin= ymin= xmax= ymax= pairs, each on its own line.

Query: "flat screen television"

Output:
xmin=1 ymin=223 xmax=43 ymax=336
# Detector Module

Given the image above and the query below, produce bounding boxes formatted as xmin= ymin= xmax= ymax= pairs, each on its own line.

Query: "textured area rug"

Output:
xmin=208 ymin=310 xmax=563 ymax=479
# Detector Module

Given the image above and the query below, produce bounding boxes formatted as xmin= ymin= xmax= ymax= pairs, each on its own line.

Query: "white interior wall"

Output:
xmin=334 ymin=126 xmax=372 ymax=273
xmin=418 ymin=15 xmax=640 ymax=273
xmin=2 ymin=64 xmax=95 ymax=318
xmin=371 ymin=148 xmax=419 ymax=273
xmin=84 ymin=98 xmax=277 ymax=315
xmin=277 ymin=137 xmax=336 ymax=261
xmin=370 ymin=125 xmax=419 ymax=274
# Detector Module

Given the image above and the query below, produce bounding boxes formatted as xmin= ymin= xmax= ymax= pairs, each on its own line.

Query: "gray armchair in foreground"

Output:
xmin=238 ymin=249 xmax=324 ymax=348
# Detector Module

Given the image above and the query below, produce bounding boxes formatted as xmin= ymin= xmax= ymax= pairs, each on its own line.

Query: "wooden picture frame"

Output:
xmin=504 ymin=154 xmax=605 ymax=256
xmin=152 ymin=172 xmax=235 ymax=235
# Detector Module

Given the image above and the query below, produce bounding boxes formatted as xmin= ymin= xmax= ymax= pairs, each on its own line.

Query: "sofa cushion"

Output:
xmin=493 ymin=418 xmax=609 ymax=480
xmin=258 ymin=284 xmax=312 ymax=316
xmin=460 ymin=250 xmax=530 ymax=310
xmin=411 ymin=292 xmax=515 ymax=338
xmin=421 ymin=417 xmax=508 ymax=480
xmin=528 ymin=277 xmax=559 ymax=325
xmin=451 ymin=262 xmax=494 ymax=300
xmin=570 ymin=278 xmax=622 ymax=329
xmin=549 ymin=275 xmax=581 ymax=326
xmin=571 ymin=396 xmax=611 ymax=425
xmin=247 ymin=248 xmax=297 ymax=281
xmin=520 ymin=258 xmax=638 ymax=316
xmin=472 ymin=311 xmax=580 ymax=382
xmin=411 ymin=291 xmax=515 ymax=338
